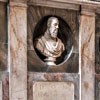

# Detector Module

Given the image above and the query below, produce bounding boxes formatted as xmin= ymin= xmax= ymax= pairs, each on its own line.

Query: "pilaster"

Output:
xmin=80 ymin=5 xmax=95 ymax=100
xmin=8 ymin=2 xmax=27 ymax=100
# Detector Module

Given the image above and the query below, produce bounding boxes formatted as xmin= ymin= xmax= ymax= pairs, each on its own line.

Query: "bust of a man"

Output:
xmin=34 ymin=17 xmax=65 ymax=65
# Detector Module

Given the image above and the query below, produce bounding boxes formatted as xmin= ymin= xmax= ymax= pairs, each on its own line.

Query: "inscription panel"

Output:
xmin=33 ymin=82 xmax=74 ymax=100
xmin=0 ymin=82 xmax=2 ymax=100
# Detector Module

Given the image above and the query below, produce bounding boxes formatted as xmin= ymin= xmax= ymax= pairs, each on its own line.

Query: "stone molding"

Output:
xmin=9 ymin=2 xmax=27 ymax=7
xmin=0 ymin=0 xmax=100 ymax=13
xmin=28 ymin=0 xmax=80 ymax=11
xmin=27 ymin=0 xmax=100 ymax=13
xmin=0 ymin=0 xmax=8 ymax=3
xmin=81 ymin=5 xmax=96 ymax=16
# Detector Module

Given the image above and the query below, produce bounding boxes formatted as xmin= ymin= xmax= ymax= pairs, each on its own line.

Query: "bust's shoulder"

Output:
xmin=35 ymin=36 xmax=43 ymax=44
xmin=57 ymin=38 xmax=63 ymax=44
xmin=34 ymin=36 xmax=45 ymax=50
xmin=57 ymin=38 xmax=65 ymax=51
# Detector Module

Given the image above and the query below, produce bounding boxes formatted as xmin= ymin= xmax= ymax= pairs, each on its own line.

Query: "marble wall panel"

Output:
xmin=28 ymin=50 xmax=79 ymax=72
xmin=33 ymin=82 xmax=74 ymax=100
xmin=80 ymin=14 xmax=95 ymax=100
xmin=9 ymin=4 xmax=27 ymax=100
xmin=28 ymin=72 xmax=79 ymax=100
xmin=27 ymin=6 xmax=79 ymax=72
xmin=0 ymin=3 xmax=7 ymax=43
xmin=0 ymin=72 xmax=9 ymax=100
xmin=0 ymin=2 xmax=7 ymax=71
xmin=95 ymin=14 xmax=100 ymax=73
xmin=0 ymin=43 xmax=7 ymax=71
xmin=95 ymin=75 xmax=100 ymax=100
xmin=95 ymin=14 xmax=100 ymax=100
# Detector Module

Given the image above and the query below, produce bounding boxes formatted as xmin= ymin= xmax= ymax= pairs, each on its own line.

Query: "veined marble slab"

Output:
xmin=33 ymin=82 xmax=74 ymax=100
xmin=9 ymin=2 xmax=27 ymax=100
xmin=80 ymin=11 xmax=95 ymax=100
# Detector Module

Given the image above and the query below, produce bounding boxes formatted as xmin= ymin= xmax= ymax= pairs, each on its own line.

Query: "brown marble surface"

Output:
xmin=95 ymin=14 xmax=100 ymax=74
xmin=0 ymin=43 xmax=7 ymax=71
xmin=0 ymin=3 xmax=7 ymax=43
xmin=9 ymin=4 xmax=27 ymax=100
xmin=80 ymin=14 xmax=95 ymax=100
xmin=0 ymin=2 xmax=7 ymax=71
xmin=28 ymin=72 xmax=79 ymax=100
xmin=9 ymin=0 xmax=27 ymax=3
xmin=28 ymin=50 xmax=79 ymax=72
xmin=27 ymin=6 xmax=79 ymax=72
xmin=0 ymin=72 xmax=9 ymax=100
xmin=95 ymin=74 xmax=100 ymax=100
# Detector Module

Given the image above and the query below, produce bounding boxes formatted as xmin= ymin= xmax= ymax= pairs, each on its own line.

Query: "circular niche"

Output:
xmin=33 ymin=15 xmax=73 ymax=65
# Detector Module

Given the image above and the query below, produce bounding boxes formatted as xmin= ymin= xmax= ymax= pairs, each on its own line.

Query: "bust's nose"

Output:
xmin=56 ymin=25 xmax=59 ymax=29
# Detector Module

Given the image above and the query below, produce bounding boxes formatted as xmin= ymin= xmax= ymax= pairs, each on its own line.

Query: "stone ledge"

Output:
xmin=9 ymin=2 xmax=27 ymax=7
xmin=28 ymin=0 xmax=100 ymax=13
xmin=0 ymin=0 xmax=8 ymax=3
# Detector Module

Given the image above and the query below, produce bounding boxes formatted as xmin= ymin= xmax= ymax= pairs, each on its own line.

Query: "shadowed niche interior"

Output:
xmin=33 ymin=15 xmax=73 ymax=65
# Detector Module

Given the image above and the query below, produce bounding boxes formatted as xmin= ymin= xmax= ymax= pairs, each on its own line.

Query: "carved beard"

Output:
xmin=49 ymin=27 xmax=58 ymax=38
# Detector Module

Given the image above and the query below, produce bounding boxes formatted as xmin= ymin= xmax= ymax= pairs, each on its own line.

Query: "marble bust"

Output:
xmin=34 ymin=17 xmax=65 ymax=65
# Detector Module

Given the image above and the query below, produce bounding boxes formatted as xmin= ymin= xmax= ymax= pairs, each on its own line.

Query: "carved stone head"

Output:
xmin=47 ymin=17 xmax=59 ymax=39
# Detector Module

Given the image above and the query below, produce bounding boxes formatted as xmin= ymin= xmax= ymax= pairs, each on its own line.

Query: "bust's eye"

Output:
xmin=54 ymin=23 xmax=58 ymax=26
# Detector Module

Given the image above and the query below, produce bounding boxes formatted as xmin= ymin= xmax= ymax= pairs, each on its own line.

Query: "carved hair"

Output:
xmin=47 ymin=17 xmax=59 ymax=28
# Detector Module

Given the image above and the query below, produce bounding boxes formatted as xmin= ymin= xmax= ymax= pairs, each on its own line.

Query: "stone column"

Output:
xmin=8 ymin=2 xmax=27 ymax=100
xmin=80 ymin=6 xmax=95 ymax=100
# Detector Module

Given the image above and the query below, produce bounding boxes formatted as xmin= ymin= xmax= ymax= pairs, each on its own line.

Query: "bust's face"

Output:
xmin=48 ymin=18 xmax=59 ymax=38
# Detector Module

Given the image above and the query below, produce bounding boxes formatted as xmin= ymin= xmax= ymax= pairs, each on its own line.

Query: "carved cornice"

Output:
xmin=0 ymin=0 xmax=8 ymax=3
xmin=9 ymin=0 xmax=28 ymax=3
xmin=27 ymin=0 xmax=100 ymax=13
xmin=9 ymin=2 xmax=27 ymax=7
xmin=0 ymin=0 xmax=99 ymax=14
xmin=28 ymin=0 xmax=80 ymax=11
